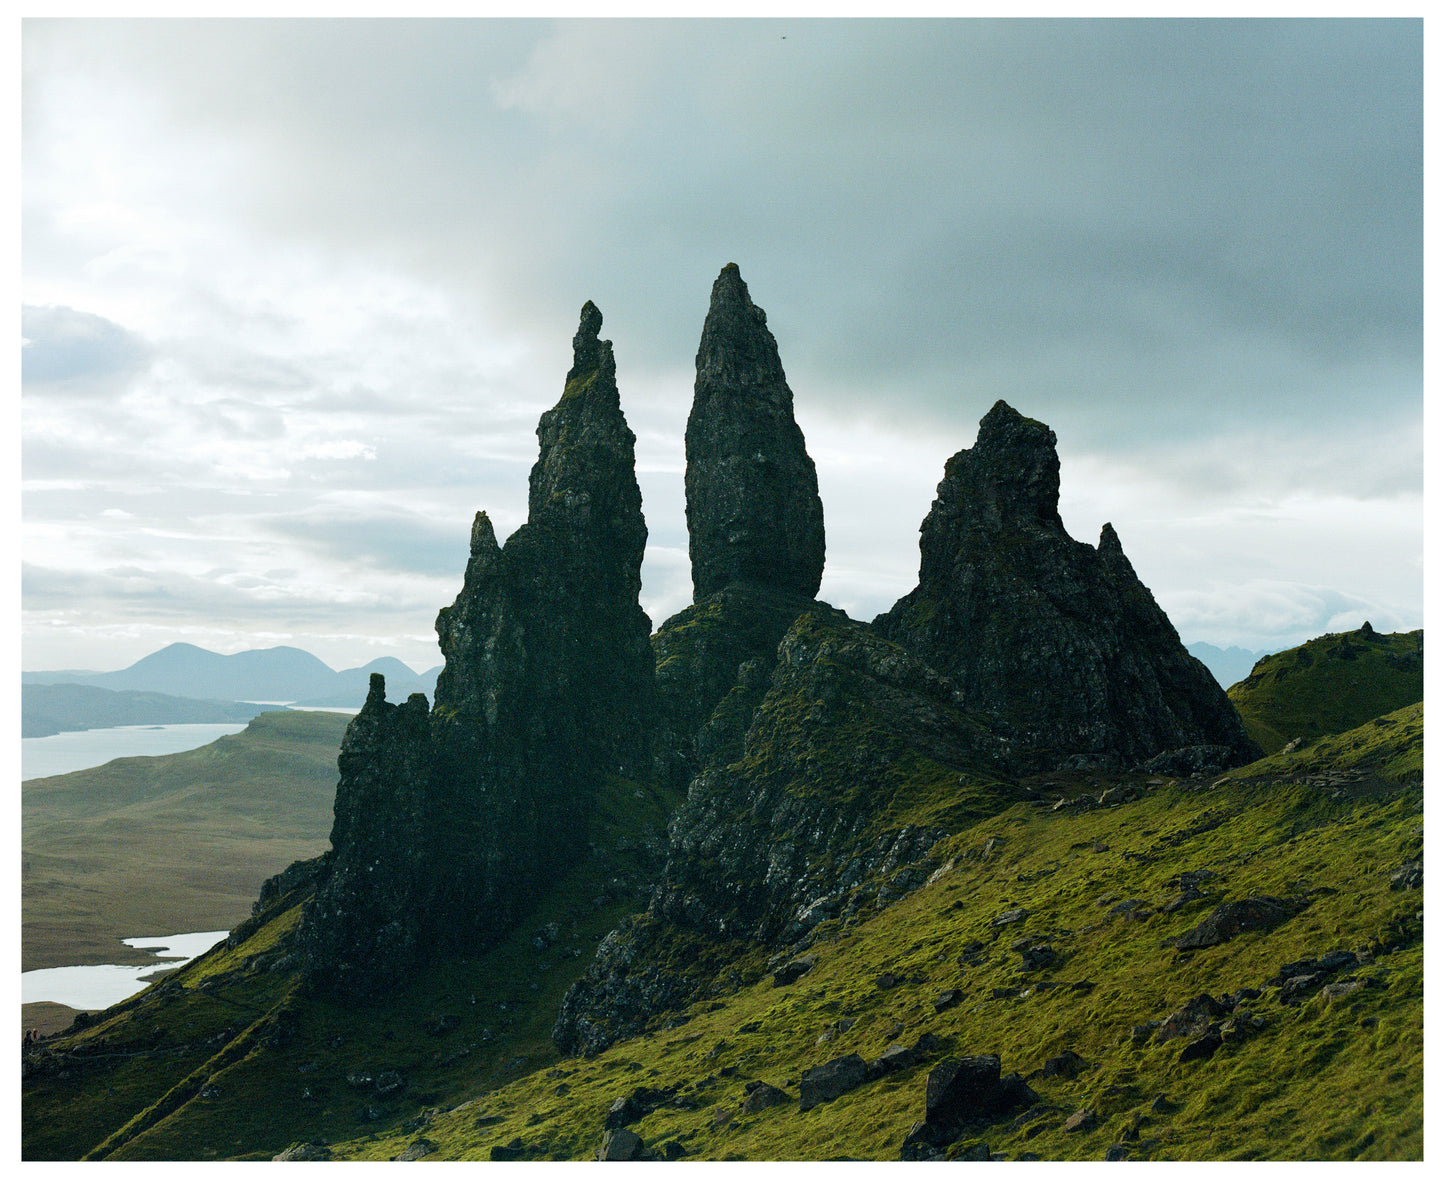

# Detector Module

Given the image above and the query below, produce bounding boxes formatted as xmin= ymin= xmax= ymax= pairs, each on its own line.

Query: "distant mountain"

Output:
xmin=22 ymin=643 xmax=441 ymax=709
xmin=1187 ymin=641 xmax=1277 ymax=689
xmin=22 ymin=683 xmax=280 ymax=739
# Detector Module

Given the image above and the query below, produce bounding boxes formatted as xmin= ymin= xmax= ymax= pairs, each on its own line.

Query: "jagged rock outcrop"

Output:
xmin=553 ymin=611 xmax=1018 ymax=1055
xmin=875 ymin=400 xmax=1259 ymax=770
xmin=649 ymin=582 xmax=826 ymax=790
xmin=299 ymin=303 xmax=655 ymax=998
xmin=649 ymin=266 xmax=830 ymax=785
xmin=684 ymin=263 xmax=825 ymax=601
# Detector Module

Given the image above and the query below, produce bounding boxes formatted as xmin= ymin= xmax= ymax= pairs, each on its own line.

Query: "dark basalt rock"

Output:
xmin=649 ymin=612 xmax=1013 ymax=946
xmin=798 ymin=1054 xmax=868 ymax=1112
xmin=923 ymin=1055 xmax=1038 ymax=1134
xmin=742 ymin=1081 xmax=793 ymax=1112
xmin=650 ymin=582 xmax=829 ymax=790
xmin=1170 ymin=896 xmax=1303 ymax=952
xmin=685 ymin=263 xmax=825 ymax=601
xmin=874 ymin=400 xmax=1260 ymax=771
xmin=299 ymin=303 xmax=654 ymax=1000
xmin=1155 ymin=993 xmax=1229 ymax=1044
xmin=553 ymin=611 xmax=1014 ymax=1056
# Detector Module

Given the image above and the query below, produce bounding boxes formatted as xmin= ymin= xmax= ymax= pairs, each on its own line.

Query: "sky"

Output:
xmin=20 ymin=16 xmax=1424 ymax=674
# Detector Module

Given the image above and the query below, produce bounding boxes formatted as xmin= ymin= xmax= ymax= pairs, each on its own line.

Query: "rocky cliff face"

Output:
xmin=684 ymin=264 xmax=825 ymax=602
xmin=651 ymin=267 xmax=832 ymax=788
xmin=553 ymin=611 xmax=1019 ymax=1055
xmin=299 ymin=304 xmax=655 ymax=998
xmin=875 ymin=400 xmax=1259 ymax=771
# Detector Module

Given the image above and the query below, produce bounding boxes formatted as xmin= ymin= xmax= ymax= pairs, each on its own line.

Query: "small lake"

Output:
xmin=22 ymin=723 xmax=251 ymax=781
xmin=22 ymin=708 xmax=362 ymax=781
xmin=21 ymin=930 xmax=230 ymax=1011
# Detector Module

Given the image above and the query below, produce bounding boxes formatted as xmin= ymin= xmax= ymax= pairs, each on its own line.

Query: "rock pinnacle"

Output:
xmin=684 ymin=264 xmax=825 ymax=600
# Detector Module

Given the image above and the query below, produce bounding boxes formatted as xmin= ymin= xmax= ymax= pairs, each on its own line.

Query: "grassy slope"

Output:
xmin=22 ymin=771 xmax=681 ymax=1162
xmin=23 ymin=706 xmax=1423 ymax=1161
xmin=1227 ymin=626 xmax=1422 ymax=754
xmin=22 ymin=709 xmax=349 ymax=973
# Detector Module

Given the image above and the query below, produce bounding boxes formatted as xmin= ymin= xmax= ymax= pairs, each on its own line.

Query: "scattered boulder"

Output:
xmin=604 ymin=1085 xmax=680 ymax=1129
xmin=392 ymin=1138 xmax=435 ymax=1162
xmin=923 ymin=1055 xmax=1038 ymax=1135
xmin=742 ymin=1081 xmax=793 ymax=1113
xmin=1130 ymin=1021 xmax=1161 ymax=1046
xmin=1279 ymin=974 xmax=1325 ymax=1005
xmin=597 ymin=1128 xmax=645 ymax=1162
xmin=799 ymin=1054 xmax=868 ymax=1112
xmin=1017 ymin=943 xmax=1058 ymax=972
xmin=1038 ymin=1050 xmax=1089 ymax=1080
xmin=272 ymin=1142 xmax=331 ymax=1161
xmin=1390 ymin=859 xmax=1422 ymax=890
xmin=1177 ymin=1031 xmax=1223 ymax=1064
xmin=868 ymin=1033 xmax=941 ymax=1080
xmin=1319 ymin=979 xmax=1369 ymax=1005
xmin=773 ymin=955 xmax=817 ymax=987
xmin=1156 ymin=994 xmax=1229 ymax=1044
xmin=1063 ymin=1109 xmax=1097 ymax=1133
xmin=1171 ymin=897 xmax=1302 ymax=951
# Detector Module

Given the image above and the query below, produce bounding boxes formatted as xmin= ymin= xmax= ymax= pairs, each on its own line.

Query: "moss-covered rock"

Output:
xmin=553 ymin=611 xmax=1021 ymax=1055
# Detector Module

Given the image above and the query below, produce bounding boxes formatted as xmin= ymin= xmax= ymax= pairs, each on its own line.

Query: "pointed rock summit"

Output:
xmin=875 ymin=400 xmax=1259 ymax=770
xmin=685 ymin=264 xmax=825 ymax=601
xmin=299 ymin=303 xmax=655 ymax=998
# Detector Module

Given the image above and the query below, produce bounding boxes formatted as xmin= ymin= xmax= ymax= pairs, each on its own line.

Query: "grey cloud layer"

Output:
xmin=21 ymin=18 xmax=1422 ymax=668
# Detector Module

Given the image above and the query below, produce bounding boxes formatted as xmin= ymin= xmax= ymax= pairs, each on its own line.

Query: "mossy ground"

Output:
xmin=25 ymin=705 xmax=1422 ymax=1161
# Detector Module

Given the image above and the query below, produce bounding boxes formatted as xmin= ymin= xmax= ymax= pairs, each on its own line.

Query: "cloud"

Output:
xmin=21 ymin=304 xmax=151 ymax=393
xmin=264 ymin=510 xmax=471 ymax=580
xmin=19 ymin=19 xmax=1422 ymax=670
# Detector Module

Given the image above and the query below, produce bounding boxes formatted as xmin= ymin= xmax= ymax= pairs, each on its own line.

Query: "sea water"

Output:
xmin=22 ymin=723 xmax=251 ymax=781
xmin=21 ymin=930 xmax=230 ymax=1010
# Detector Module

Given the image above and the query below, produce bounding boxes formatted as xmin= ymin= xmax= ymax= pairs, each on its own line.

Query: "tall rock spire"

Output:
xmin=299 ymin=302 xmax=655 ymax=999
xmin=684 ymin=264 xmax=825 ymax=600
xmin=875 ymin=400 xmax=1259 ymax=770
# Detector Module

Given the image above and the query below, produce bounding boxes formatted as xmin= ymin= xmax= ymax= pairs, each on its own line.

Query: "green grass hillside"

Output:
xmin=22 ymin=710 xmax=350 ymax=976
xmin=22 ymin=704 xmax=1423 ymax=1161
xmin=1227 ymin=625 xmax=1422 ymax=754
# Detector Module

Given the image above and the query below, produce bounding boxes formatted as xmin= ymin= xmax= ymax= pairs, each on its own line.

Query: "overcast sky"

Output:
xmin=21 ymin=17 xmax=1423 ymax=674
